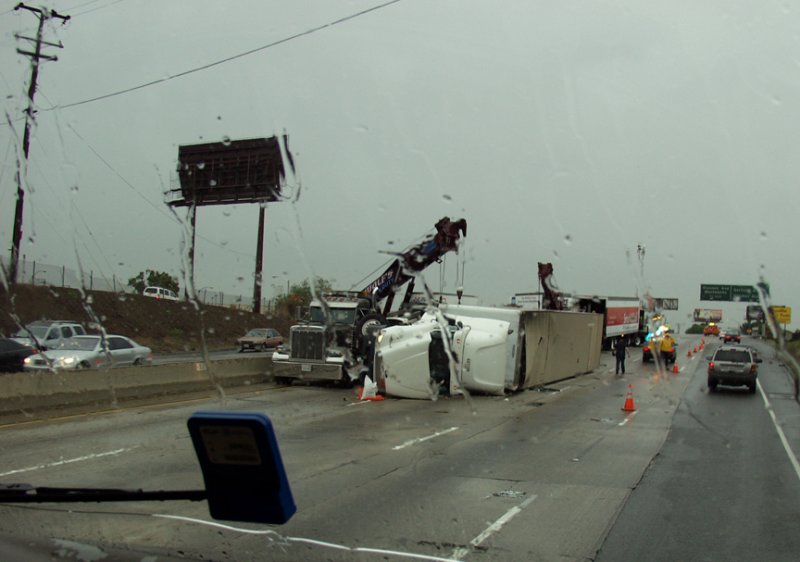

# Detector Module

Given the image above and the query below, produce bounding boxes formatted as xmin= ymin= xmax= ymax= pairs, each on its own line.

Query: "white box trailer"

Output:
xmin=570 ymin=296 xmax=645 ymax=349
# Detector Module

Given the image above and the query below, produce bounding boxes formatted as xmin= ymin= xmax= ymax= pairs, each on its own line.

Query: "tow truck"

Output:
xmin=271 ymin=217 xmax=467 ymax=384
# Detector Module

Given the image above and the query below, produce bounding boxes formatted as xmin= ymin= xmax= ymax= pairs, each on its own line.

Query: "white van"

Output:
xmin=143 ymin=286 xmax=179 ymax=301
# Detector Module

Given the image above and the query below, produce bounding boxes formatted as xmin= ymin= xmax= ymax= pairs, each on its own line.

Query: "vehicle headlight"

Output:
xmin=61 ymin=357 xmax=75 ymax=365
xmin=23 ymin=357 xmax=31 ymax=365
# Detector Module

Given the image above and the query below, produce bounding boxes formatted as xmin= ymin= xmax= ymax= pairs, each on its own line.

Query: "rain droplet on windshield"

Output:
xmin=221 ymin=135 xmax=232 ymax=146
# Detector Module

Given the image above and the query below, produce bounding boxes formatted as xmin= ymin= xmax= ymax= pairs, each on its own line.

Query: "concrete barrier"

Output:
xmin=0 ymin=357 xmax=274 ymax=420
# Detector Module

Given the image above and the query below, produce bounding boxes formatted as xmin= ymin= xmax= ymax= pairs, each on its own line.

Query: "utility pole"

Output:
xmin=8 ymin=3 xmax=70 ymax=284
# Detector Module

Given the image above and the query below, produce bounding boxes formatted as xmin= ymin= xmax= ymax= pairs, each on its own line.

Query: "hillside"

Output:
xmin=0 ymin=284 xmax=293 ymax=354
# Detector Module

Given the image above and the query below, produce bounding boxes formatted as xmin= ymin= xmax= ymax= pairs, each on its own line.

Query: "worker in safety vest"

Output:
xmin=659 ymin=331 xmax=676 ymax=353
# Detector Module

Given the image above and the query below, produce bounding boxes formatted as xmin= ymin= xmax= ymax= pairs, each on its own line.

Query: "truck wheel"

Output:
xmin=354 ymin=312 xmax=386 ymax=350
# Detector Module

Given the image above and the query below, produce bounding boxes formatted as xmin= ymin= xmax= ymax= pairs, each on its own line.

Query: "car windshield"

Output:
xmin=59 ymin=337 xmax=101 ymax=351
xmin=309 ymin=306 xmax=356 ymax=325
xmin=1 ymin=3 xmax=799 ymax=562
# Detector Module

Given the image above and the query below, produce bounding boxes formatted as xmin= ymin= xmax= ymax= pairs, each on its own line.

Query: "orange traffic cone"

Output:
xmin=672 ymin=362 xmax=680 ymax=374
xmin=687 ymin=349 xmax=693 ymax=358
xmin=621 ymin=384 xmax=636 ymax=412
xmin=693 ymin=346 xmax=698 ymax=354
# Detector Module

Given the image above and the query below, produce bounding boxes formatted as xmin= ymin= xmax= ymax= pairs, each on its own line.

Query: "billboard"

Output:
xmin=169 ymin=136 xmax=289 ymax=207
xmin=693 ymin=308 xmax=723 ymax=322
xmin=652 ymin=297 xmax=679 ymax=311
xmin=746 ymin=305 xmax=765 ymax=321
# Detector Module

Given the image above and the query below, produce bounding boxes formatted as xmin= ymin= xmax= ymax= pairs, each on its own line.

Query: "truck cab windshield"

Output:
xmin=309 ymin=306 xmax=356 ymax=325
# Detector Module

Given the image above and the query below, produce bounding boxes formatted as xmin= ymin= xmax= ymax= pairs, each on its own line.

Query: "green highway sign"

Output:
xmin=700 ymin=284 xmax=759 ymax=303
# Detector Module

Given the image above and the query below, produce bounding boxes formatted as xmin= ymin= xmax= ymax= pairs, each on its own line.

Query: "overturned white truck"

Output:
xmin=373 ymin=304 xmax=603 ymax=399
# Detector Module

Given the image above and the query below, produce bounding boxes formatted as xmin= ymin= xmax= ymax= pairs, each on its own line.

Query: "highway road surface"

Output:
xmin=0 ymin=335 xmax=797 ymax=561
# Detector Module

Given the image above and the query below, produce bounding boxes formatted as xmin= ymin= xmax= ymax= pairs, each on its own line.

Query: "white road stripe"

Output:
xmin=392 ymin=427 xmax=459 ymax=451
xmin=618 ymin=411 xmax=638 ymax=426
xmin=154 ymin=514 xmax=461 ymax=562
xmin=757 ymin=380 xmax=800 ymax=481
xmin=451 ymin=495 xmax=538 ymax=559
xmin=0 ymin=448 xmax=132 ymax=477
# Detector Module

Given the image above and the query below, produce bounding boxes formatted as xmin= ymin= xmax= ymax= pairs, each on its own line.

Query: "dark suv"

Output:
xmin=707 ymin=346 xmax=761 ymax=393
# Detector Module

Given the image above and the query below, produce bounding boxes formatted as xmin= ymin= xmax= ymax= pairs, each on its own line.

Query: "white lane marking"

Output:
xmin=392 ymin=427 xmax=459 ymax=451
xmin=0 ymin=448 xmax=132 ymax=477
xmin=618 ymin=411 xmax=638 ymax=426
xmin=153 ymin=514 xmax=461 ymax=562
xmin=757 ymin=379 xmax=800 ymax=482
xmin=451 ymin=495 xmax=538 ymax=560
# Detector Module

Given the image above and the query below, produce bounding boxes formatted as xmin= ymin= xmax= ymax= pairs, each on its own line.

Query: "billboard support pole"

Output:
xmin=253 ymin=206 xmax=265 ymax=314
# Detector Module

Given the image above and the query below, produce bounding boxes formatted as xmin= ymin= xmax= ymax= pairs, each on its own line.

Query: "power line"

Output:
xmin=51 ymin=0 xmax=404 ymax=111
xmin=70 ymin=0 xmax=128 ymax=18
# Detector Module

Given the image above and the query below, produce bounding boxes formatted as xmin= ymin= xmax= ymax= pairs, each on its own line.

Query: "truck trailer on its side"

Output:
xmin=373 ymin=304 xmax=602 ymax=399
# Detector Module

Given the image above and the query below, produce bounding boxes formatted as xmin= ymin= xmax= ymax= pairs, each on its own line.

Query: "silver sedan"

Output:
xmin=23 ymin=335 xmax=153 ymax=371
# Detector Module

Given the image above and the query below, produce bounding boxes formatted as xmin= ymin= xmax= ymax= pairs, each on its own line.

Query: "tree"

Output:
xmin=128 ymin=270 xmax=179 ymax=294
xmin=273 ymin=276 xmax=334 ymax=311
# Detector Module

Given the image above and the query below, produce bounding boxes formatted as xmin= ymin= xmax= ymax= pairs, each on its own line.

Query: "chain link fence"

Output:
xmin=0 ymin=257 xmax=279 ymax=313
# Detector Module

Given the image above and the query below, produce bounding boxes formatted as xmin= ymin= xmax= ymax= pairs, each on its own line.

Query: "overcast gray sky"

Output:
xmin=1 ymin=0 xmax=798 ymax=328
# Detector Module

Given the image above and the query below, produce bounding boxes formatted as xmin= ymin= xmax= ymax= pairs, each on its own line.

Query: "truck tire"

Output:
xmin=354 ymin=312 xmax=386 ymax=350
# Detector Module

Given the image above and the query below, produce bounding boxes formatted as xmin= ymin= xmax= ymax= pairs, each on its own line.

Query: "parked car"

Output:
xmin=23 ymin=335 xmax=153 ymax=371
xmin=142 ymin=286 xmax=179 ymax=301
xmin=707 ymin=345 xmax=761 ymax=393
xmin=0 ymin=337 xmax=39 ymax=372
xmin=11 ymin=320 xmax=86 ymax=351
xmin=723 ymin=329 xmax=742 ymax=344
xmin=237 ymin=328 xmax=283 ymax=352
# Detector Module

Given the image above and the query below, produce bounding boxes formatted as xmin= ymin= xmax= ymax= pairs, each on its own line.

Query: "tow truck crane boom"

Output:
xmin=360 ymin=217 xmax=467 ymax=316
